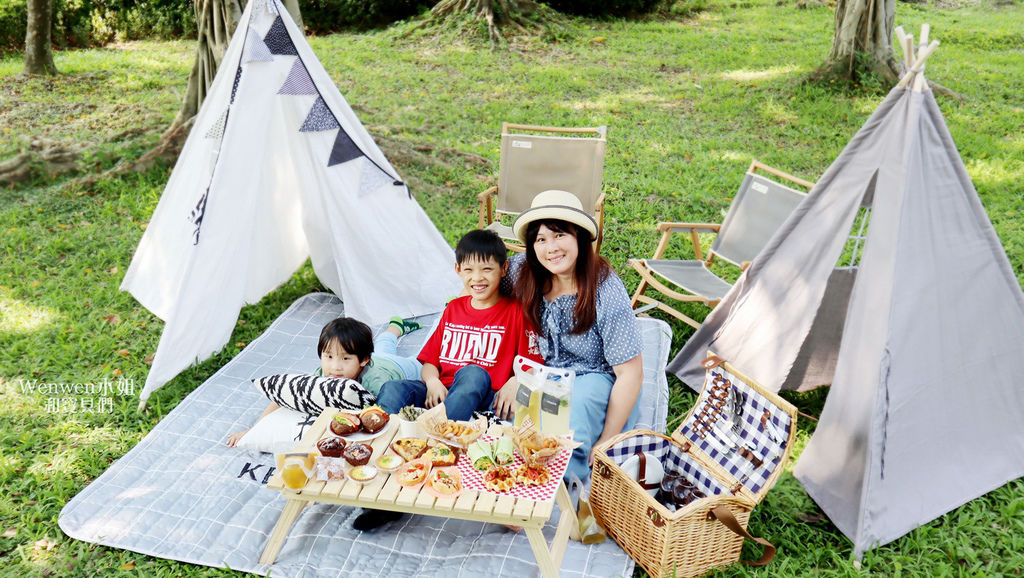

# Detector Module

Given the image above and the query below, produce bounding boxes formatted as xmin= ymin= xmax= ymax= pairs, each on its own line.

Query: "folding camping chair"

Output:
xmin=629 ymin=160 xmax=815 ymax=328
xmin=477 ymin=123 xmax=607 ymax=253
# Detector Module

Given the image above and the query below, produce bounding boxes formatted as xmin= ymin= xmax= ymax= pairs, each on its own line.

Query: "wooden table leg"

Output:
xmin=524 ymin=526 xmax=560 ymax=578
xmin=554 ymin=481 xmax=581 ymax=542
xmin=523 ymin=481 xmax=580 ymax=577
xmin=259 ymin=498 xmax=307 ymax=565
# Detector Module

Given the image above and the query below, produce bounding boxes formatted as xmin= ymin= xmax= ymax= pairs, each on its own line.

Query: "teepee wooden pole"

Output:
xmin=913 ymin=24 xmax=932 ymax=91
xmin=894 ymin=26 xmax=911 ymax=69
xmin=897 ymin=33 xmax=917 ymax=89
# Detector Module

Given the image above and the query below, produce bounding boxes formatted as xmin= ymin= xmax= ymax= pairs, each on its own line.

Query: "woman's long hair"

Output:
xmin=515 ymin=219 xmax=611 ymax=336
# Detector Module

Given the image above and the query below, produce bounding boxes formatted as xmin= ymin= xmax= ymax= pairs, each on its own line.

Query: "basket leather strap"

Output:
xmin=709 ymin=505 xmax=776 ymax=566
xmin=634 ymin=451 xmax=659 ymax=491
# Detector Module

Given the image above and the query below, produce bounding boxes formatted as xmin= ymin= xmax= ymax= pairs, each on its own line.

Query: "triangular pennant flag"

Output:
xmin=299 ymin=97 xmax=339 ymax=132
xmin=204 ymin=109 xmax=228 ymax=139
xmin=278 ymin=59 xmax=316 ymax=95
xmin=229 ymin=65 xmax=243 ymax=104
xmin=328 ymin=127 xmax=363 ymax=167
xmin=253 ymin=0 xmax=267 ymax=13
xmin=267 ymin=0 xmax=279 ymax=14
xmin=357 ymin=157 xmax=398 ymax=197
xmin=244 ymin=28 xmax=274 ymax=63
xmin=263 ymin=16 xmax=297 ymax=56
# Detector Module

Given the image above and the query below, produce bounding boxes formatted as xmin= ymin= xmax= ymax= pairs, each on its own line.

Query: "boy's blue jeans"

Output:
xmin=376 ymin=365 xmax=494 ymax=421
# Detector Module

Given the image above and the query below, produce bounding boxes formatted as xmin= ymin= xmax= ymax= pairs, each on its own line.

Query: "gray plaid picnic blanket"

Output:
xmin=59 ymin=293 xmax=672 ymax=577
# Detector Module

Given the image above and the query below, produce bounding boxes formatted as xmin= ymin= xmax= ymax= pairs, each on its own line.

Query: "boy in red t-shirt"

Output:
xmin=375 ymin=229 xmax=542 ymax=422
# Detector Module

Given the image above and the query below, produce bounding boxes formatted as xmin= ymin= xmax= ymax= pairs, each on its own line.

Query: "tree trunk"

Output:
xmin=166 ymin=0 xmax=303 ymax=139
xmin=165 ymin=0 xmax=244 ymax=136
xmin=24 ymin=0 xmax=58 ymax=75
xmin=814 ymin=0 xmax=901 ymax=85
xmin=428 ymin=0 xmax=543 ymax=45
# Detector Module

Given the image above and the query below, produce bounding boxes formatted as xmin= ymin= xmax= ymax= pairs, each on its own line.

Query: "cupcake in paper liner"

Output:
xmin=493 ymin=437 xmax=514 ymax=466
xmin=468 ymin=440 xmax=495 ymax=471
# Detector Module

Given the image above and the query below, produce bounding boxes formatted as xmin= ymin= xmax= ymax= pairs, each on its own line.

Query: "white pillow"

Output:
xmin=235 ymin=407 xmax=317 ymax=454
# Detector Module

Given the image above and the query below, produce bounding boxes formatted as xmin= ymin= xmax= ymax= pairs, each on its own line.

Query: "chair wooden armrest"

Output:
xmin=750 ymin=159 xmax=816 ymax=190
xmin=656 ymin=222 xmax=721 ymax=233
xmin=651 ymin=222 xmax=721 ymax=261
xmin=477 ymin=185 xmax=498 ymax=229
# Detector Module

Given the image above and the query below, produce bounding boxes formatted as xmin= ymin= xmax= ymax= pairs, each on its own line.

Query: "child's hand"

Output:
xmin=226 ymin=430 xmax=249 ymax=447
xmin=492 ymin=381 xmax=516 ymax=421
xmin=425 ymin=378 xmax=448 ymax=408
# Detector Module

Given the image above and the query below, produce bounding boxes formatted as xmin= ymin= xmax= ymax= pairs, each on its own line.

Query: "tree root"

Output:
xmin=66 ymin=117 xmax=195 ymax=189
xmin=0 ymin=139 xmax=85 ymax=185
xmin=417 ymin=0 xmax=551 ymax=46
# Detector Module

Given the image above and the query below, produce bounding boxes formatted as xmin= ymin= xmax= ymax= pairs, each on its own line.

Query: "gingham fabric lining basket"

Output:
xmin=678 ymin=365 xmax=794 ymax=496
xmin=591 ymin=355 xmax=797 ymax=578
xmin=603 ymin=434 xmax=730 ymax=498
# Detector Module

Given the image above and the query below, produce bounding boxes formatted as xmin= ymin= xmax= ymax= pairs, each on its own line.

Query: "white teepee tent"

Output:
xmin=668 ymin=27 xmax=1024 ymax=556
xmin=122 ymin=0 xmax=461 ymax=407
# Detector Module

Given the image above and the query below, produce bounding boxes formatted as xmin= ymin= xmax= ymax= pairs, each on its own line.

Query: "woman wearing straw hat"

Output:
xmin=509 ymin=190 xmax=643 ymax=483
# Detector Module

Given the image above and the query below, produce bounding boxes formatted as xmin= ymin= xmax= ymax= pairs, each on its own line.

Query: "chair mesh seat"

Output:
xmin=645 ymin=260 xmax=733 ymax=301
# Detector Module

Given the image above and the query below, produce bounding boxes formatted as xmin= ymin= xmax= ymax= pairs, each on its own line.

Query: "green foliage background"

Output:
xmin=1 ymin=0 xmax=1023 ymax=575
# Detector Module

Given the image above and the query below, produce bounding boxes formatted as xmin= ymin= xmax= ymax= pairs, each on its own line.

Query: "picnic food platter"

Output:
xmin=262 ymin=407 xmax=581 ymax=578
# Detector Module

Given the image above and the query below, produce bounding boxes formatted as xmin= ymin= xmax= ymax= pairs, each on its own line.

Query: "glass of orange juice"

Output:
xmin=276 ymin=452 xmax=314 ymax=489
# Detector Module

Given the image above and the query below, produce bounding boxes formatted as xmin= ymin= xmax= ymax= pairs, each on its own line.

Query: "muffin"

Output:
xmin=342 ymin=442 xmax=373 ymax=466
xmin=316 ymin=436 xmax=346 ymax=457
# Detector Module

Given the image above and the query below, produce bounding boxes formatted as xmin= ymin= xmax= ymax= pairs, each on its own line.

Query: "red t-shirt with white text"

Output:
xmin=418 ymin=295 xmax=542 ymax=390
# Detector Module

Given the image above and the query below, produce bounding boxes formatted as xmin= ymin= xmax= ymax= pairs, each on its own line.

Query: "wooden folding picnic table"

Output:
xmin=259 ymin=407 xmax=580 ymax=577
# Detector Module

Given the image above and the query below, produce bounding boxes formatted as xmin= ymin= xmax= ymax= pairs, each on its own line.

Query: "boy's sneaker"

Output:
xmin=388 ymin=316 xmax=422 ymax=336
xmin=352 ymin=508 xmax=404 ymax=531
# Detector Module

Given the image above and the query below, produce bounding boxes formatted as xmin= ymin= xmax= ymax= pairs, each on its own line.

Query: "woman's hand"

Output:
xmin=492 ymin=378 xmax=518 ymax=421
xmin=425 ymin=377 xmax=448 ymax=408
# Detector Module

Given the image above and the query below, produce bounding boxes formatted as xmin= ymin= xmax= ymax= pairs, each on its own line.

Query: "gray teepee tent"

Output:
xmin=667 ymin=28 xmax=1024 ymax=556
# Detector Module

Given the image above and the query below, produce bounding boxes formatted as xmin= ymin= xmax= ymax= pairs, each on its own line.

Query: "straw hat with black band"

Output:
xmin=512 ymin=190 xmax=598 ymax=244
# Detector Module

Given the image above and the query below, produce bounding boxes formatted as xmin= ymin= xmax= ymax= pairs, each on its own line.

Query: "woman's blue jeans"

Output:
xmin=567 ymin=372 xmax=641 ymax=484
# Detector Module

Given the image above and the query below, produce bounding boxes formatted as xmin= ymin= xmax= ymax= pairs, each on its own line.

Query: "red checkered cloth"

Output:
xmin=454 ymin=435 xmax=572 ymax=502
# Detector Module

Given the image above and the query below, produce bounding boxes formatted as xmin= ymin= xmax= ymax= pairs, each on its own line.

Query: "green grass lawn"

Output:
xmin=2 ymin=0 xmax=1023 ymax=575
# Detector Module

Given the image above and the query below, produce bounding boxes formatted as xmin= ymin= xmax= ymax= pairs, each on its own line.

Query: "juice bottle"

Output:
xmin=513 ymin=381 xmax=542 ymax=428
xmin=539 ymin=369 xmax=574 ymax=436
xmin=512 ymin=356 xmax=544 ymax=429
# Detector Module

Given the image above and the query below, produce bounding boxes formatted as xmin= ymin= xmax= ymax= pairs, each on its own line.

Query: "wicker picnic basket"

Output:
xmin=591 ymin=354 xmax=797 ymax=578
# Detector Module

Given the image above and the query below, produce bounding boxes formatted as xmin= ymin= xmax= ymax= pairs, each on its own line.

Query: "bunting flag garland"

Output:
xmin=230 ymin=65 xmax=243 ymax=104
xmin=263 ymin=16 xmax=298 ymax=56
xmin=243 ymin=28 xmax=274 ymax=63
xmin=205 ymin=109 xmax=228 ymax=140
xmin=278 ymin=59 xmax=316 ymax=95
xmin=328 ymin=128 xmax=362 ymax=167
xmin=300 ymin=97 xmax=339 ymax=132
xmin=358 ymin=157 xmax=399 ymax=197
